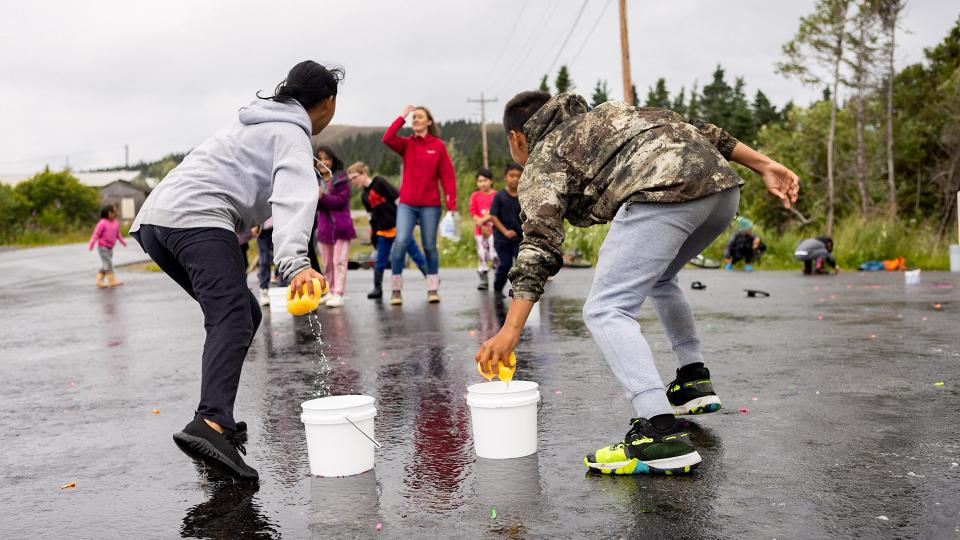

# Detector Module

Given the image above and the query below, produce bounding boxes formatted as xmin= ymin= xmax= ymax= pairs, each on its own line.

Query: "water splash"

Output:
xmin=307 ymin=312 xmax=331 ymax=397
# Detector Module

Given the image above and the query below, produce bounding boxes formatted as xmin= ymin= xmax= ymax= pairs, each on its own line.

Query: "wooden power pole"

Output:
xmin=619 ymin=0 xmax=633 ymax=105
xmin=467 ymin=92 xmax=498 ymax=169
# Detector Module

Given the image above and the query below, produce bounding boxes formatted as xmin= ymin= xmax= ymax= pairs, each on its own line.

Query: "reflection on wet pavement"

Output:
xmin=1 ymin=268 xmax=958 ymax=537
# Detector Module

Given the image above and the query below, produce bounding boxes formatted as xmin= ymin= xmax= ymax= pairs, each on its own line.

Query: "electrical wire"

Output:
xmin=544 ymin=0 xmax=592 ymax=77
xmin=569 ymin=0 xmax=613 ymax=67
xmin=482 ymin=0 xmax=530 ymax=87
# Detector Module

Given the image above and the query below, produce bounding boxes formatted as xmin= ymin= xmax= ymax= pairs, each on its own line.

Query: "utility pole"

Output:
xmin=618 ymin=0 xmax=634 ymax=105
xmin=467 ymin=92 xmax=498 ymax=169
xmin=124 ymin=144 xmax=129 ymax=169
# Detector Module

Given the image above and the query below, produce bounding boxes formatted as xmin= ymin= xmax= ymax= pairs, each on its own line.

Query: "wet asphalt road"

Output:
xmin=1 ymin=247 xmax=958 ymax=539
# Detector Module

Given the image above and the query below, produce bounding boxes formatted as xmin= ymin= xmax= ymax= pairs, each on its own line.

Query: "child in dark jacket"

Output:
xmin=723 ymin=217 xmax=766 ymax=271
xmin=488 ymin=163 xmax=524 ymax=296
xmin=314 ymin=146 xmax=356 ymax=308
xmin=475 ymin=91 xmax=800 ymax=476
xmin=348 ymin=161 xmax=427 ymax=299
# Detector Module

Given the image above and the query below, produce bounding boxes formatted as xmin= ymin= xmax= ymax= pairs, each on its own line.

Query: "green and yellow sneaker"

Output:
xmin=667 ymin=364 xmax=722 ymax=415
xmin=584 ymin=418 xmax=701 ymax=475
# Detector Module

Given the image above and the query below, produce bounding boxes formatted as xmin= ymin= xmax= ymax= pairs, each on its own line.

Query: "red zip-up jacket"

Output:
xmin=382 ymin=116 xmax=457 ymax=210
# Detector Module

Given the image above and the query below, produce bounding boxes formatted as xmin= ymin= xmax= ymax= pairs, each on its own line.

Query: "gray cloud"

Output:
xmin=1 ymin=0 xmax=955 ymax=172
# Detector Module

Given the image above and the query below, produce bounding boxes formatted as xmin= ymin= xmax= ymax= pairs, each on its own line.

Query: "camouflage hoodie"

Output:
xmin=509 ymin=93 xmax=743 ymax=302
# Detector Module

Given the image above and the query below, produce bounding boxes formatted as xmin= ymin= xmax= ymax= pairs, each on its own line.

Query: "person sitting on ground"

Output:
xmin=129 ymin=60 xmax=337 ymax=482
xmin=488 ymin=163 xmax=523 ymax=297
xmin=475 ymin=91 xmax=799 ymax=476
xmin=794 ymin=236 xmax=838 ymax=275
xmin=469 ymin=167 xmax=498 ymax=290
xmin=723 ymin=216 xmax=766 ymax=271
xmin=348 ymin=161 xmax=428 ymax=299
xmin=88 ymin=203 xmax=127 ymax=288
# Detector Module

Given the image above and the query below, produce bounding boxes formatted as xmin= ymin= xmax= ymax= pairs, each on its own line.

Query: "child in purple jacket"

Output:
xmin=315 ymin=146 xmax=356 ymax=308
xmin=88 ymin=203 xmax=127 ymax=288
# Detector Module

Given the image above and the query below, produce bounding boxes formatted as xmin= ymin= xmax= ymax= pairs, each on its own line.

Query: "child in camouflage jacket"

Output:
xmin=475 ymin=91 xmax=799 ymax=475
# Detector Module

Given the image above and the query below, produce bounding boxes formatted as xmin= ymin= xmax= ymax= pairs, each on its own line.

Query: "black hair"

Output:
xmin=477 ymin=167 xmax=494 ymax=180
xmin=503 ymin=90 xmax=551 ymax=134
xmin=316 ymin=145 xmax=345 ymax=172
xmin=818 ymin=236 xmax=834 ymax=252
xmin=258 ymin=60 xmax=345 ymax=110
xmin=504 ymin=162 xmax=524 ymax=175
xmin=100 ymin=204 xmax=116 ymax=219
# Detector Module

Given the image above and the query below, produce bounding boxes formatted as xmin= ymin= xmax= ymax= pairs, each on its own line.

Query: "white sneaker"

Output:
xmin=325 ymin=294 xmax=344 ymax=308
xmin=319 ymin=293 xmax=332 ymax=305
xmin=258 ymin=289 xmax=270 ymax=306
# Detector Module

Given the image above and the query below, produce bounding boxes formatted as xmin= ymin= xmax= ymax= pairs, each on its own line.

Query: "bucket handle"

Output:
xmin=345 ymin=415 xmax=382 ymax=449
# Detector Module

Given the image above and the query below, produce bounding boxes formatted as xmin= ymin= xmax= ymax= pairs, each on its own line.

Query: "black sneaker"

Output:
xmin=584 ymin=418 xmax=701 ymax=475
xmin=666 ymin=364 xmax=722 ymax=415
xmin=173 ymin=415 xmax=258 ymax=482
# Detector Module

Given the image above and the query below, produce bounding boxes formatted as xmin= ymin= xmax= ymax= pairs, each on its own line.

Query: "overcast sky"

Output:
xmin=1 ymin=0 xmax=956 ymax=173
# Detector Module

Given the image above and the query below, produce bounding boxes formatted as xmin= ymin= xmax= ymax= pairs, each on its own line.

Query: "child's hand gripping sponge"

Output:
xmin=287 ymin=278 xmax=329 ymax=316
xmin=477 ymin=352 xmax=517 ymax=382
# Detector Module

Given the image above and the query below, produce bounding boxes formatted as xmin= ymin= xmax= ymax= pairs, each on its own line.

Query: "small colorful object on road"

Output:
xmin=477 ymin=352 xmax=517 ymax=382
xmin=287 ymin=278 xmax=328 ymax=316
xmin=933 ymin=381 xmax=945 ymax=387
xmin=60 ymin=482 xmax=76 ymax=490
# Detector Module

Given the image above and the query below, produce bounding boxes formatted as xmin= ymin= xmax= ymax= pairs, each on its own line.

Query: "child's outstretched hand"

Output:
xmin=289 ymin=268 xmax=327 ymax=298
xmin=476 ymin=328 xmax=521 ymax=377
xmin=760 ymin=161 xmax=799 ymax=209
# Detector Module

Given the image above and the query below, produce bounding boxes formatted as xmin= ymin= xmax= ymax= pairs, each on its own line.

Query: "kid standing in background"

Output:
xmin=88 ymin=204 xmax=127 ymax=288
xmin=314 ymin=146 xmax=356 ymax=309
xmin=469 ymin=167 xmax=498 ymax=290
xmin=476 ymin=91 xmax=799 ymax=476
xmin=488 ymin=163 xmax=523 ymax=297
xmin=348 ymin=161 xmax=428 ymax=299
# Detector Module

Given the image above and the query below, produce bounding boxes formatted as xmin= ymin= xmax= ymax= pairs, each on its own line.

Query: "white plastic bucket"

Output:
xmin=904 ymin=269 xmax=921 ymax=285
xmin=301 ymin=395 xmax=378 ymax=477
xmin=466 ymin=381 xmax=540 ymax=459
xmin=268 ymin=287 xmax=288 ymax=314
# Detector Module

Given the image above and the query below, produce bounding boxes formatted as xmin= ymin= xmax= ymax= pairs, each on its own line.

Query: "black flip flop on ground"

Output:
xmin=744 ymin=289 xmax=770 ymax=298
xmin=691 ymin=281 xmax=707 ymax=290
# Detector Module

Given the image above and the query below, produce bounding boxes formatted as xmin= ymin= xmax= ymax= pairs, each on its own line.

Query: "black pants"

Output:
xmin=133 ymin=225 xmax=261 ymax=431
xmin=493 ymin=241 xmax=520 ymax=292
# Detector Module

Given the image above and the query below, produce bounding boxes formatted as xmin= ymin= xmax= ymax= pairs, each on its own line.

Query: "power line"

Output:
xmin=544 ymin=0 xmax=592 ymax=77
xmin=482 ymin=0 xmax=530 ymax=86
xmin=569 ymin=0 xmax=613 ymax=67
xmin=489 ymin=3 xmax=559 ymax=93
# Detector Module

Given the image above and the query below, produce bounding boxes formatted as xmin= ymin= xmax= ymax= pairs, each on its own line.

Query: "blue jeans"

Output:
xmin=493 ymin=241 xmax=520 ymax=292
xmin=376 ymin=234 xmax=426 ymax=272
xmin=391 ymin=204 xmax=441 ymax=275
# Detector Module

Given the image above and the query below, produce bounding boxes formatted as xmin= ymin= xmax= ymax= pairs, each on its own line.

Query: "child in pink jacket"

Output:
xmin=89 ymin=204 xmax=127 ymax=287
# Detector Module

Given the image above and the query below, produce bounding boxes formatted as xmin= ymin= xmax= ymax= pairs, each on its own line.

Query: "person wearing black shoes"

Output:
xmin=130 ymin=61 xmax=341 ymax=481
xmin=348 ymin=161 xmax=428 ymax=299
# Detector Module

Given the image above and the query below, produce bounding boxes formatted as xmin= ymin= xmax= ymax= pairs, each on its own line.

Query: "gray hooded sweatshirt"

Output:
xmin=131 ymin=99 xmax=319 ymax=281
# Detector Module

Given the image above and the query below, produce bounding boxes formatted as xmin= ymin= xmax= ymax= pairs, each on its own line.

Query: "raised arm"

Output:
xmin=382 ymin=106 xmax=414 ymax=156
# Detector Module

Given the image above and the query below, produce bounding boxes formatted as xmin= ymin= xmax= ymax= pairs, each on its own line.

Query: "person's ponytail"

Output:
xmin=257 ymin=60 xmax=345 ymax=110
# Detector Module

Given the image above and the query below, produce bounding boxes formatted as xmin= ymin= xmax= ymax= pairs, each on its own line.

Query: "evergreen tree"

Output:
xmin=539 ymin=75 xmax=550 ymax=93
xmin=591 ymin=79 xmax=610 ymax=107
xmin=672 ymin=87 xmax=687 ymax=116
xmin=555 ymin=65 xmax=574 ymax=93
xmin=730 ymin=76 xmax=756 ymax=142
xmin=752 ymin=89 xmax=781 ymax=129
xmin=644 ymin=78 xmax=671 ymax=108
xmin=630 ymin=83 xmax=639 ymax=106
xmin=687 ymin=81 xmax=701 ymax=119
xmin=700 ymin=65 xmax=735 ymax=126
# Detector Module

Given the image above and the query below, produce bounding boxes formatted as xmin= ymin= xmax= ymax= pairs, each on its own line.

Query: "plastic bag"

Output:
xmin=439 ymin=211 xmax=461 ymax=241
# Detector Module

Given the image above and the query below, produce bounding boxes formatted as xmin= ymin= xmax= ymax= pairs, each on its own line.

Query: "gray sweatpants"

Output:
xmin=97 ymin=245 xmax=114 ymax=272
xmin=582 ymin=187 xmax=740 ymax=419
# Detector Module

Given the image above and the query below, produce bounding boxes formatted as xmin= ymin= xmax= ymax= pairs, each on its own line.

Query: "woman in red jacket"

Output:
xmin=382 ymin=104 xmax=457 ymax=305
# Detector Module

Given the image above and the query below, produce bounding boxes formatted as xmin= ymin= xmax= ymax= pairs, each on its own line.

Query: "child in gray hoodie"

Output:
xmin=131 ymin=60 xmax=342 ymax=481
